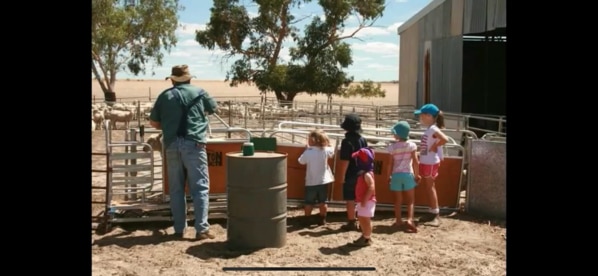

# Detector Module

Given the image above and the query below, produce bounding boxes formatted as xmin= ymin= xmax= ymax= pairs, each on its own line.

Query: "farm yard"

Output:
xmin=91 ymin=80 xmax=506 ymax=276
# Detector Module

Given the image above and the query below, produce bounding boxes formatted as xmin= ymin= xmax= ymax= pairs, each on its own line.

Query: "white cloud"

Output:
xmin=247 ymin=11 xmax=258 ymax=18
xmin=366 ymin=63 xmax=396 ymax=71
xmin=176 ymin=22 xmax=206 ymax=36
xmin=395 ymin=0 xmax=408 ymax=3
xmin=179 ymin=39 xmax=199 ymax=47
xmin=338 ymin=21 xmax=404 ymax=37
xmin=387 ymin=22 xmax=404 ymax=33
xmin=352 ymin=42 xmax=399 ymax=55
xmin=340 ymin=27 xmax=390 ymax=37
xmin=354 ymin=56 xmax=372 ymax=62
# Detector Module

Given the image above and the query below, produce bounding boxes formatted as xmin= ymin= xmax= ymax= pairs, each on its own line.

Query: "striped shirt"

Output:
xmin=386 ymin=141 xmax=418 ymax=174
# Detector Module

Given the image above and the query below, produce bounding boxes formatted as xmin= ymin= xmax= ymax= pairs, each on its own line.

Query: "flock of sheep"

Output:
xmin=92 ymin=101 xmax=316 ymax=132
xmin=92 ymin=102 xmax=154 ymax=131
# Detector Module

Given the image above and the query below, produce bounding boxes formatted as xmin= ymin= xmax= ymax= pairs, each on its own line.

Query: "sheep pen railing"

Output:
xmin=92 ymin=97 xmax=505 ymax=144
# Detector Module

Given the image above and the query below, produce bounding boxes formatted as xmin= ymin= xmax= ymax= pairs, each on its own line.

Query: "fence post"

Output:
xmin=339 ymin=104 xmax=343 ymax=125
xmin=129 ymin=128 xmax=138 ymax=201
xmin=137 ymin=101 xmax=141 ymax=127
xmin=314 ymin=100 xmax=318 ymax=124
xmin=498 ymin=116 xmax=504 ymax=133
xmin=375 ymin=106 xmax=380 ymax=136
xmin=243 ymin=104 xmax=248 ymax=129
xmin=148 ymin=87 xmax=152 ymax=102
xmin=228 ymin=100 xmax=232 ymax=138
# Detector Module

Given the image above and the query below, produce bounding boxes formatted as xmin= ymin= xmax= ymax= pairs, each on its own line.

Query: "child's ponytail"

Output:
xmin=435 ymin=111 xmax=445 ymax=129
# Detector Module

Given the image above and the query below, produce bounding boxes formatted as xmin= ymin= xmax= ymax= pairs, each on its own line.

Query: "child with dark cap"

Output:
xmin=338 ymin=113 xmax=368 ymax=231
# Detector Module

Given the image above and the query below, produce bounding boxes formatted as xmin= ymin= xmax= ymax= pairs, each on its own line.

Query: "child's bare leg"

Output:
xmin=404 ymin=189 xmax=417 ymax=232
xmin=422 ymin=177 xmax=440 ymax=226
xmin=346 ymin=201 xmax=356 ymax=220
xmin=318 ymin=203 xmax=328 ymax=216
xmin=358 ymin=216 xmax=372 ymax=238
xmin=393 ymin=192 xmax=403 ymax=226
xmin=304 ymin=205 xmax=313 ymax=216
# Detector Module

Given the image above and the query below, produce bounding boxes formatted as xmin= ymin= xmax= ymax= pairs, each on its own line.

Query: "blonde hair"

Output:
xmin=308 ymin=129 xmax=330 ymax=147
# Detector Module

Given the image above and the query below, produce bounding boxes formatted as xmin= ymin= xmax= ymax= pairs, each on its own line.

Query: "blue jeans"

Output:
xmin=165 ymin=137 xmax=210 ymax=234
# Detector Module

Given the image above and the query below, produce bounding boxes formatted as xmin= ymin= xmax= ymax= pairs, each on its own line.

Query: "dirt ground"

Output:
xmin=92 ymin=127 xmax=506 ymax=276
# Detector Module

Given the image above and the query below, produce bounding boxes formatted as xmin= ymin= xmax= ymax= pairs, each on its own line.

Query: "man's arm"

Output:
xmin=149 ymin=96 xmax=162 ymax=129
xmin=149 ymin=120 xmax=161 ymax=130
xmin=202 ymin=92 xmax=218 ymax=115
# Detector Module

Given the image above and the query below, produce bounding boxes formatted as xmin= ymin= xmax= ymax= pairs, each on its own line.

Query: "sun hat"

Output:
xmin=165 ymin=65 xmax=193 ymax=82
xmin=340 ymin=113 xmax=362 ymax=132
xmin=414 ymin=103 xmax=440 ymax=116
xmin=391 ymin=121 xmax=410 ymax=140
xmin=351 ymin=147 xmax=375 ymax=172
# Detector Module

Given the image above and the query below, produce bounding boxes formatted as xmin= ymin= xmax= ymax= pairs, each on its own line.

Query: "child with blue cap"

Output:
xmin=414 ymin=103 xmax=449 ymax=227
xmin=387 ymin=121 xmax=420 ymax=233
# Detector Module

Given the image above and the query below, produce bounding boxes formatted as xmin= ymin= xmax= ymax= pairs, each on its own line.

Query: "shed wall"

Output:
xmin=398 ymin=22 xmax=419 ymax=107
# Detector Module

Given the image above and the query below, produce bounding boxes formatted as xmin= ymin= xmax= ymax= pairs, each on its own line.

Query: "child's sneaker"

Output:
xmin=340 ymin=219 xmax=359 ymax=231
xmin=424 ymin=216 xmax=441 ymax=227
xmin=349 ymin=236 xmax=372 ymax=247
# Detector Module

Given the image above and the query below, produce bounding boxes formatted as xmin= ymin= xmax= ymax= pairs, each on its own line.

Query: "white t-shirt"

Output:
xmin=419 ymin=125 xmax=443 ymax=165
xmin=298 ymin=146 xmax=335 ymax=186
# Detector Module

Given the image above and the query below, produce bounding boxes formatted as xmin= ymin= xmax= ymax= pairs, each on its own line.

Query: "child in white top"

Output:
xmin=298 ymin=129 xmax=335 ymax=226
xmin=387 ymin=121 xmax=420 ymax=233
xmin=414 ymin=103 xmax=449 ymax=227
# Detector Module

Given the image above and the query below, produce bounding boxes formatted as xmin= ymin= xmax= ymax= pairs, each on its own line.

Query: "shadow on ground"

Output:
xmin=186 ymin=241 xmax=261 ymax=260
xmin=93 ymin=229 xmax=175 ymax=248
xmin=318 ymin=242 xmax=364 ymax=256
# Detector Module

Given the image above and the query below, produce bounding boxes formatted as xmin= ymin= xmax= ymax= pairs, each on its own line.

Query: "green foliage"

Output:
xmin=92 ymin=0 xmax=182 ymax=96
xmin=195 ymin=0 xmax=388 ymax=103
xmin=341 ymin=80 xmax=386 ymax=99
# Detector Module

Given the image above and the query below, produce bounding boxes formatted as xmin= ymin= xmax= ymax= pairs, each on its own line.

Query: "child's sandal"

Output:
xmin=404 ymin=221 xmax=418 ymax=233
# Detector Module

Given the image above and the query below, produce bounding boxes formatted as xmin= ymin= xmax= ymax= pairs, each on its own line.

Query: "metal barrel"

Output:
xmin=226 ymin=152 xmax=288 ymax=250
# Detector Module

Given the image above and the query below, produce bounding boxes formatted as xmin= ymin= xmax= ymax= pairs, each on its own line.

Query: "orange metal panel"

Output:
xmin=277 ymin=144 xmax=335 ymax=201
xmin=412 ymin=157 xmax=463 ymax=208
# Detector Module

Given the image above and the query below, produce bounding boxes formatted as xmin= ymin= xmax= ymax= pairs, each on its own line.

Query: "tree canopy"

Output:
xmin=195 ymin=0 xmax=387 ymax=105
xmin=92 ymin=0 xmax=182 ymax=100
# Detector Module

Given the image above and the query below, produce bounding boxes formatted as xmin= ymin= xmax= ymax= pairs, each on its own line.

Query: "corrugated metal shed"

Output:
xmin=397 ymin=0 xmax=506 ymax=110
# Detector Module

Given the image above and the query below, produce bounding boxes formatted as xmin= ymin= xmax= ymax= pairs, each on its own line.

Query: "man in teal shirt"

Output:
xmin=150 ymin=65 xmax=218 ymax=240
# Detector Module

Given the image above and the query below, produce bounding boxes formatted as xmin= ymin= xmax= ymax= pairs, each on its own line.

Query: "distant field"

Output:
xmin=92 ymin=79 xmax=400 ymax=105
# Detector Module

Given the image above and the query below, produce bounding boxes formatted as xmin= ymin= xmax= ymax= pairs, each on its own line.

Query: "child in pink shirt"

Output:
xmin=349 ymin=148 xmax=376 ymax=247
xmin=387 ymin=121 xmax=420 ymax=233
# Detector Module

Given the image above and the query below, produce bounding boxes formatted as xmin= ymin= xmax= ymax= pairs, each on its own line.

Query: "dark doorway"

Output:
xmin=424 ymin=49 xmax=431 ymax=104
xmin=462 ymin=34 xmax=506 ymax=135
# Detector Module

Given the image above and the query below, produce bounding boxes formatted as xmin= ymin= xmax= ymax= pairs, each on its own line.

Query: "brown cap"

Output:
xmin=165 ymin=65 xmax=193 ymax=82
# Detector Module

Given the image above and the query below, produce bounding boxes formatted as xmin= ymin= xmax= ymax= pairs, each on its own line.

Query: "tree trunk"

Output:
xmin=92 ymin=59 xmax=117 ymax=102
xmin=273 ymin=90 xmax=297 ymax=108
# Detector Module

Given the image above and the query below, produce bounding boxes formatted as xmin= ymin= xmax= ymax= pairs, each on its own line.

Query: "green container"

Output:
xmin=242 ymin=142 xmax=255 ymax=156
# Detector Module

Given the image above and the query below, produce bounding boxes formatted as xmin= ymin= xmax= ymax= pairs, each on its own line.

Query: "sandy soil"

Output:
xmin=92 ymin=82 xmax=505 ymax=275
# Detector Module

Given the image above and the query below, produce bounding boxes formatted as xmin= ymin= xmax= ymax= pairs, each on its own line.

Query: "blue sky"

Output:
xmin=117 ymin=0 xmax=432 ymax=81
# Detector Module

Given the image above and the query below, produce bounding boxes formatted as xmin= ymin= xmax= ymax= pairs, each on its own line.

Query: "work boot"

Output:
xmin=196 ymin=230 xmax=215 ymax=240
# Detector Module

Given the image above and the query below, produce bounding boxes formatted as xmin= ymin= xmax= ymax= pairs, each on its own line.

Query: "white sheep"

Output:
xmin=92 ymin=110 xmax=104 ymax=130
xmin=105 ymin=110 xmax=133 ymax=129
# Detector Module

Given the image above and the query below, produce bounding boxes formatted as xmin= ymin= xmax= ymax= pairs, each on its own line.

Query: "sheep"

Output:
xmin=105 ymin=110 xmax=133 ymax=130
xmin=142 ymin=133 xmax=163 ymax=155
xmin=92 ymin=110 xmax=104 ymax=130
